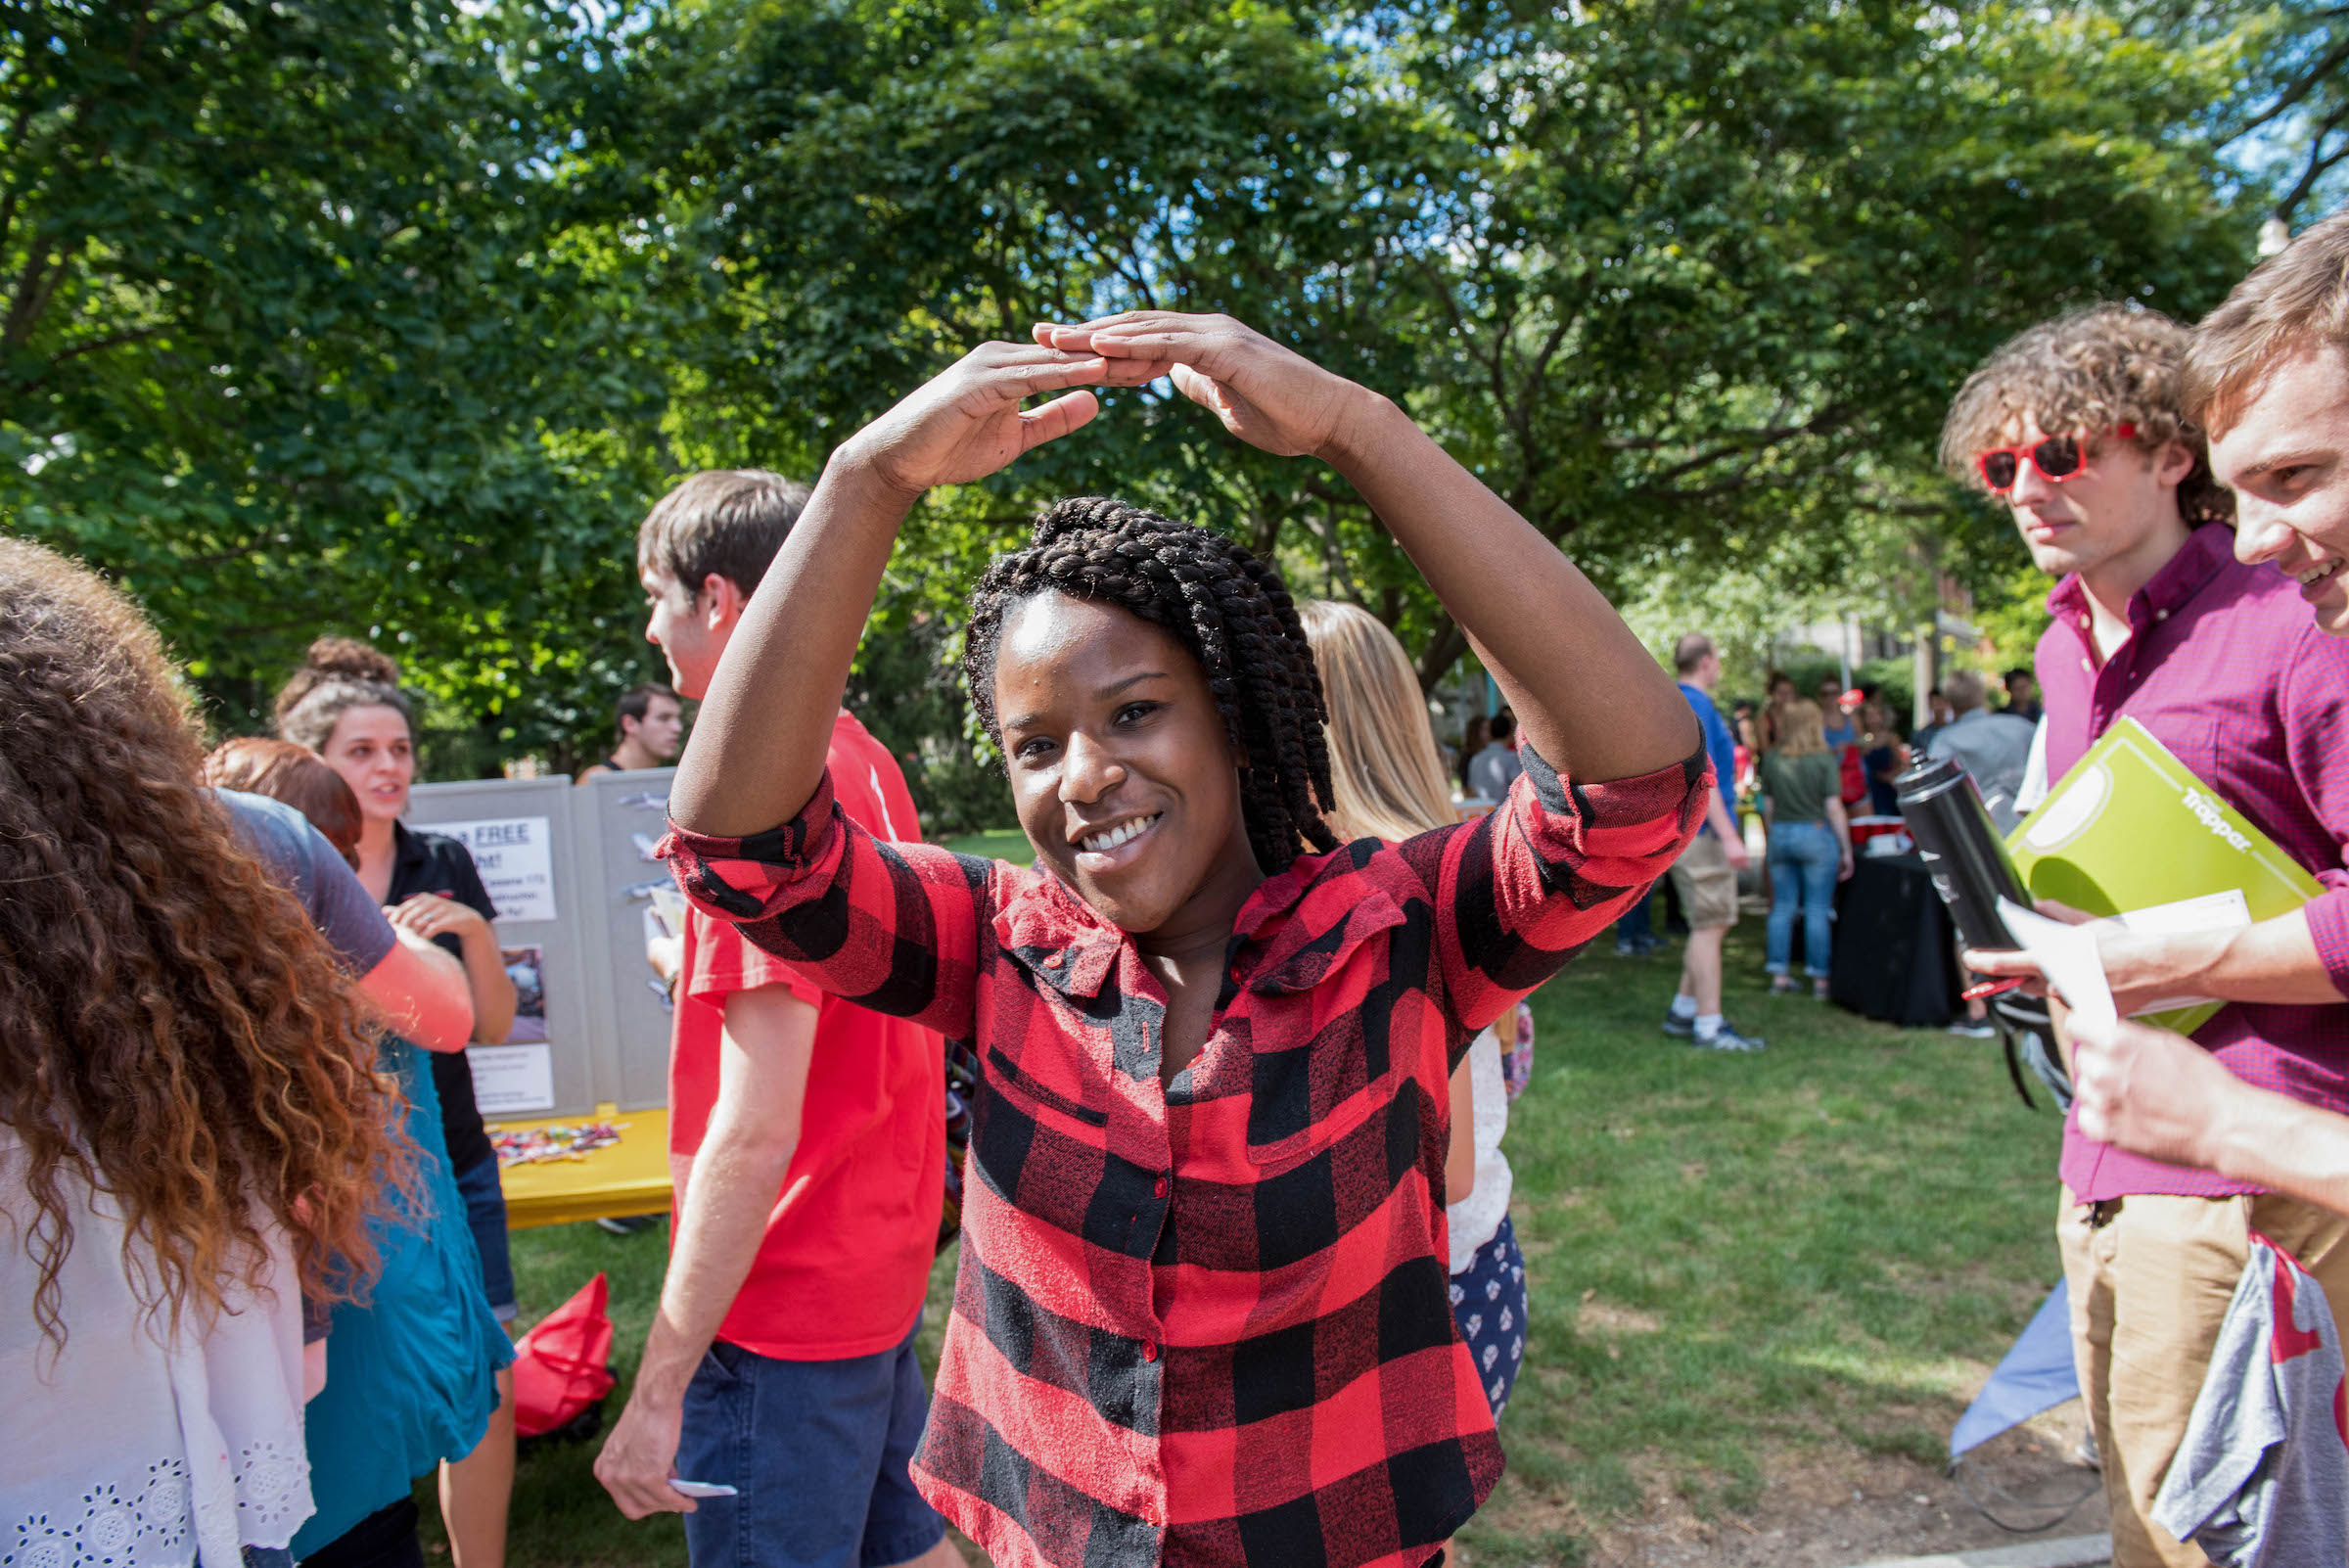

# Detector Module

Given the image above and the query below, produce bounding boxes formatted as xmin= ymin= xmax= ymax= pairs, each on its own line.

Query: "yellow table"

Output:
xmin=486 ymin=1104 xmax=672 ymax=1230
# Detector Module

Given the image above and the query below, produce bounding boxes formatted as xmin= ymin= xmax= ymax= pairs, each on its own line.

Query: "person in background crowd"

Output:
xmin=278 ymin=639 xmax=521 ymax=1568
xmin=1300 ymin=600 xmax=1532 ymax=1443
xmin=1968 ymin=209 xmax=2349 ymax=1213
xmin=659 ymin=314 xmax=1703 ymax=1568
xmin=1665 ymin=633 xmax=1765 ymax=1051
xmin=1466 ymin=707 xmax=1524 ymax=801
xmin=2002 ymin=667 xmax=2044 ymax=723
xmin=578 ymin=682 xmax=684 ymax=783
xmin=594 ymin=469 xmax=963 ymax=1568
xmin=1455 ymin=713 xmax=1488 ymax=799
xmin=1922 ymin=670 xmax=2035 ymax=835
xmin=1 ymin=540 xmax=404 ymax=1563
xmin=1858 ymin=699 xmax=1906 ymax=817
xmin=1729 ymin=699 xmax=1759 ymax=798
xmin=1912 ymin=688 xmax=1956 ymax=754
xmin=1757 ymin=669 xmax=1797 ymax=752
xmin=1817 ymin=677 xmax=1859 ymax=750
xmin=1300 ymin=599 xmax=1535 ymax=1568
xmin=1758 ymin=699 xmax=1854 ymax=998
xmin=1941 ymin=299 xmax=2349 ymax=1568
xmin=205 ymin=740 xmax=514 ymax=1568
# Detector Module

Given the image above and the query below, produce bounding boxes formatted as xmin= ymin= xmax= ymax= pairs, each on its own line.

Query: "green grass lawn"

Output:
xmin=464 ymin=897 xmax=2063 ymax=1567
xmin=941 ymin=826 xmax=1036 ymax=864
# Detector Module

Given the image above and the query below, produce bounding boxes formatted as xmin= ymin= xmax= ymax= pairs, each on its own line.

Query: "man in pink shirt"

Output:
xmin=1943 ymin=301 xmax=2349 ymax=1568
xmin=1972 ymin=214 xmax=2349 ymax=1215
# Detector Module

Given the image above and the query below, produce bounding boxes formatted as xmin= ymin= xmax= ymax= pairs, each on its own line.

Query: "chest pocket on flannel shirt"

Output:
xmin=1236 ymin=890 xmax=1423 ymax=1169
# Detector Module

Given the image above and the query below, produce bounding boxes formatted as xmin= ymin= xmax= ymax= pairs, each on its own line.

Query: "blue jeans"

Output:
xmin=1615 ymin=882 xmax=1655 ymax=942
xmin=451 ymin=1150 xmax=518 ymax=1322
xmin=677 ymin=1321 xmax=945 ymax=1568
xmin=1766 ymin=820 xmax=1839 ymax=977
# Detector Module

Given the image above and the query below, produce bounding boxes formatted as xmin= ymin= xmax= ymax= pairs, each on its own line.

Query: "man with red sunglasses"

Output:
xmin=1942 ymin=302 xmax=2349 ymax=1568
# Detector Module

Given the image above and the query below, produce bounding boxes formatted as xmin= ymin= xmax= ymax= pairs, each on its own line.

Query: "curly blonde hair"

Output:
xmin=0 ymin=539 xmax=406 ymax=1348
xmin=1939 ymin=304 xmax=2232 ymax=525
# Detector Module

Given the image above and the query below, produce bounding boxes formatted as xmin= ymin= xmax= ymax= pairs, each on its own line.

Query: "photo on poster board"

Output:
xmin=503 ymin=945 xmax=548 ymax=1043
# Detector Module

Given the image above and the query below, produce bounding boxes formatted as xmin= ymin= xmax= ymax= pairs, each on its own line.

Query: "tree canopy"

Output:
xmin=6 ymin=0 xmax=2341 ymax=816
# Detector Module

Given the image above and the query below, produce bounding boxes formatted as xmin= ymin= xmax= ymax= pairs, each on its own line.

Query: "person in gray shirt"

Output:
xmin=1924 ymin=669 xmax=2037 ymax=834
xmin=1466 ymin=709 xmax=1525 ymax=802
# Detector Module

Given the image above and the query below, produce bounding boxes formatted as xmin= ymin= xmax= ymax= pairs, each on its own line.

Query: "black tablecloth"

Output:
xmin=1826 ymin=852 xmax=1960 ymax=1028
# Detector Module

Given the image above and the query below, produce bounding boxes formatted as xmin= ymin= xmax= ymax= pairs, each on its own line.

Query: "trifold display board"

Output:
xmin=405 ymin=767 xmax=681 ymax=1121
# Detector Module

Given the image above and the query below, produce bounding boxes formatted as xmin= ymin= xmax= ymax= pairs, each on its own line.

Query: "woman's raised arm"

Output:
xmin=668 ymin=344 xmax=1152 ymax=839
xmin=1036 ymin=313 xmax=1698 ymax=786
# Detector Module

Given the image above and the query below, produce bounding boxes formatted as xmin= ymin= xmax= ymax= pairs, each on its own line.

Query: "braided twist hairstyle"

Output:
xmin=962 ymin=496 xmax=1339 ymax=874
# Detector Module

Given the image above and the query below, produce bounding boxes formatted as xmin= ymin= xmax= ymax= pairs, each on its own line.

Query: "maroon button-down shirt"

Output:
xmin=2036 ymin=523 xmax=2349 ymax=1200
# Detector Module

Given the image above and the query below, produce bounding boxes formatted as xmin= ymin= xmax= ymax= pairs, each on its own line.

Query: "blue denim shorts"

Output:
xmin=450 ymin=1151 xmax=518 ymax=1322
xmin=677 ymin=1320 xmax=945 ymax=1568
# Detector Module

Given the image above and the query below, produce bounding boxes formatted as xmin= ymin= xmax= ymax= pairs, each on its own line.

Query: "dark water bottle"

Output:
xmin=1895 ymin=755 xmax=2031 ymax=953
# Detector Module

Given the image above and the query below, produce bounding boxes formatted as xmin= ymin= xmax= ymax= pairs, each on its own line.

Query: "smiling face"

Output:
xmin=319 ymin=704 xmax=415 ymax=824
xmin=992 ymin=591 xmax=1259 ymax=938
xmin=2217 ymin=344 xmax=2349 ymax=634
xmin=1992 ymin=417 xmax=2195 ymax=584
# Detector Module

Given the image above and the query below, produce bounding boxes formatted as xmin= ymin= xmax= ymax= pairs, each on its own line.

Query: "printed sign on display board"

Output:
xmin=406 ymin=779 xmax=589 ymax=1118
xmin=428 ymin=815 xmax=559 ymax=924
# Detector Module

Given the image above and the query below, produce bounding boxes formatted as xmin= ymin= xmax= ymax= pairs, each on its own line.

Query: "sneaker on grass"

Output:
xmin=1661 ymin=1013 xmax=1695 ymax=1038
xmin=1694 ymin=1023 xmax=1767 ymax=1052
xmin=1945 ymin=1020 xmax=1998 ymax=1038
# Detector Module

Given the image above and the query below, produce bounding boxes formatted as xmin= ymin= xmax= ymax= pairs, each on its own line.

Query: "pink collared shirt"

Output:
xmin=2036 ymin=524 xmax=2349 ymax=1200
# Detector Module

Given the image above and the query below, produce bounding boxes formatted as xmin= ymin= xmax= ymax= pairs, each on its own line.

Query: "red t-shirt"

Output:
xmin=668 ymin=711 xmax=944 ymax=1360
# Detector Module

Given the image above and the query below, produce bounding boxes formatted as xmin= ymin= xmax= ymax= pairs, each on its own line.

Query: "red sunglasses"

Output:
xmin=1976 ymin=425 xmax=2137 ymax=493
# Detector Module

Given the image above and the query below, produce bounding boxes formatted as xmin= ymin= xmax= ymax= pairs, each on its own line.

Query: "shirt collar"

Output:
xmin=391 ymin=818 xmax=431 ymax=876
xmin=990 ymin=844 xmax=1404 ymax=1000
xmin=2044 ymin=523 xmax=2234 ymax=631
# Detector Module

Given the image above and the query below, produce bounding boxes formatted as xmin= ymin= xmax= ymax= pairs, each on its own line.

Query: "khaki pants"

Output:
xmin=2056 ymin=1185 xmax=2349 ymax=1567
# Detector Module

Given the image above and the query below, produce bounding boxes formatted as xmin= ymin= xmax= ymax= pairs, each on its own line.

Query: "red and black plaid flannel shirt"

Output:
xmin=664 ymin=740 xmax=1705 ymax=1568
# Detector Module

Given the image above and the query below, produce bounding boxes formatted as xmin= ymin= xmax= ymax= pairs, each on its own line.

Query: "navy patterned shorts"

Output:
xmin=1449 ymin=1213 xmax=1529 ymax=1420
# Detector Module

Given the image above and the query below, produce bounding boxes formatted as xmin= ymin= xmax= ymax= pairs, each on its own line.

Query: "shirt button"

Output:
xmin=1141 ymin=1340 xmax=1159 ymax=1361
xmin=1044 ymin=952 xmax=1065 ymax=968
xmin=2156 ymin=609 xmax=2170 ymax=622
xmin=1153 ymin=1176 xmax=1170 ymax=1198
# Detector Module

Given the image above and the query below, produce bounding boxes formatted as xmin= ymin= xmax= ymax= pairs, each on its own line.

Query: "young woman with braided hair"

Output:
xmin=664 ymin=314 xmax=1706 ymax=1568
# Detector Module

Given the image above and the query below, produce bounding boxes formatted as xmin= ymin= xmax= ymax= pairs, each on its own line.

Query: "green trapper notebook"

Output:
xmin=2004 ymin=715 xmax=2326 ymax=1036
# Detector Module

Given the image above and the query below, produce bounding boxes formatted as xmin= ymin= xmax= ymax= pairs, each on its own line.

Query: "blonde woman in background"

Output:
xmin=1757 ymin=699 xmax=1854 ymax=997
xmin=1298 ymin=600 xmax=1530 ymax=1427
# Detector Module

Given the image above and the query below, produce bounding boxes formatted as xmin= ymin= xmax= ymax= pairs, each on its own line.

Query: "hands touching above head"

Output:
xmin=839 ymin=313 xmax=1376 ymax=501
xmin=1032 ymin=313 xmax=1371 ymax=462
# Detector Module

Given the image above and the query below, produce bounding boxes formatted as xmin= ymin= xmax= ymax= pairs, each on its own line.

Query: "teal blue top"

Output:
xmin=292 ymin=1040 xmax=515 ymax=1555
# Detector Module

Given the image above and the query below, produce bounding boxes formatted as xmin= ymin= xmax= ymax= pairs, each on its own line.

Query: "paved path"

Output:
xmin=1842 ymin=1536 xmax=2111 ymax=1568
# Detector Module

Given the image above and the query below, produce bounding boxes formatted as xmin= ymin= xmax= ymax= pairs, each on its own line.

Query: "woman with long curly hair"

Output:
xmin=0 ymin=539 xmax=405 ymax=1564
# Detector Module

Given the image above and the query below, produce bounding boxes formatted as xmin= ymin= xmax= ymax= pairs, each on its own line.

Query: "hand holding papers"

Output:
xmin=1996 ymin=898 xmax=2118 ymax=1036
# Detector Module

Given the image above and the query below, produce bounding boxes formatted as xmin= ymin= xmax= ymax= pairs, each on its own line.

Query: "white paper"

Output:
xmin=1997 ymin=897 xmax=2118 ymax=1035
xmin=430 ymin=815 xmax=558 ymax=923
xmin=469 ymin=1042 xmax=556 ymax=1116
xmin=2117 ymin=888 xmax=2253 ymax=937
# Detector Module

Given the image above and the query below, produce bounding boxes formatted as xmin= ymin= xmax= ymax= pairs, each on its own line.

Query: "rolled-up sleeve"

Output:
xmin=661 ymin=770 xmax=992 ymax=1039
xmin=1405 ymin=740 xmax=1710 ymax=1038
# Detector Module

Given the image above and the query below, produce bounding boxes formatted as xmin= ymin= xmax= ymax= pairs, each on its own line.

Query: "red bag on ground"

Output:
xmin=511 ymin=1271 xmax=616 ymax=1439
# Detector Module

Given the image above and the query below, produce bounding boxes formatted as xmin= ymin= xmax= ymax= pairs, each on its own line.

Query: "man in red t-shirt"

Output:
xmin=595 ymin=470 xmax=962 ymax=1568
